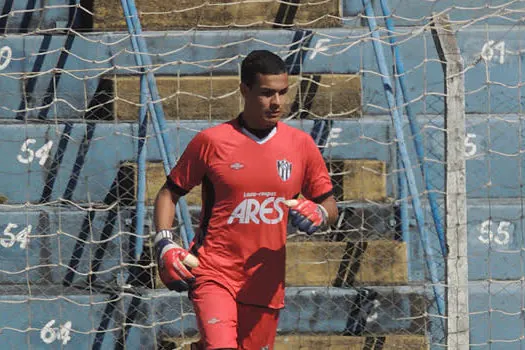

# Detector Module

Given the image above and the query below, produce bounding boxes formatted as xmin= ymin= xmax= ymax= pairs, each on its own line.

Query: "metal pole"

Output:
xmin=431 ymin=14 xmax=470 ymax=350
xmin=380 ymin=0 xmax=447 ymax=256
xmin=362 ymin=0 xmax=445 ymax=317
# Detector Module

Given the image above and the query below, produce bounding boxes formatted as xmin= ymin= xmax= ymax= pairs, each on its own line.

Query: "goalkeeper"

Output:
xmin=153 ymin=50 xmax=338 ymax=350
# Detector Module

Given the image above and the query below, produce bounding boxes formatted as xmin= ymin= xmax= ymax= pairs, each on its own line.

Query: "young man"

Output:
xmin=153 ymin=50 xmax=338 ymax=350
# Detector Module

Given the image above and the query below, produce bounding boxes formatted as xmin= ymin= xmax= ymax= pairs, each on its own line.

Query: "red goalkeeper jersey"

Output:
xmin=168 ymin=117 xmax=333 ymax=308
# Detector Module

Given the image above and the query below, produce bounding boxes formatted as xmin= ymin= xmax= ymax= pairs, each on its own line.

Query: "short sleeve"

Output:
xmin=168 ymin=132 xmax=212 ymax=195
xmin=301 ymin=135 xmax=333 ymax=202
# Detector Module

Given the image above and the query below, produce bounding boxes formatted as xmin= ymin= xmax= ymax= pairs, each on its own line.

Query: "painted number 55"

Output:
xmin=478 ymin=220 xmax=513 ymax=245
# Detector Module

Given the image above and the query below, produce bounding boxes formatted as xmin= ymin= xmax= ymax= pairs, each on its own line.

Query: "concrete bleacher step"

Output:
xmin=2 ymin=197 xmax=523 ymax=288
xmin=92 ymin=0 xmax=342 ymax=31
xmin=0 ymin=207 xmax=134 ymax=285
xmin=0 ymin=287 xmax=143 ymax=349
xmin=0 ymin=0 xmax=82 ymax=33
xmin=408 ymin=198 xmax=525 ymax=282
xmin=153 ymin=241 xmax=408 ymax=289
xmin=0 ymin=282 xmax=520 ymax=349
xmin=286 ymin=241 xmax=407 ymax=286
xmin=0 ymin=202 xmax=403 ymax=287
xmin=114 ymin=74 xmax=361 ymax=121
xmin=0 ymin=26 xmax=523 ymax=119
xmin=0 ymin=28 xmax=523 ymax=119
xmin=0 ymin=286 xmax=429 ymax=349
xmin=163 ymin=334 xmax=429 ymax=350
xmin=0 ymin=120 xmax=391 ymax=204
xmin=342 ymin=0 xmax=525 ymax=26
xmin=0 ymin=114 xmax=522 ymax=203
xmin=2 ymin=0 xmax=519 ymax=33
xmin=132 ymin=158 xmax=387 ymax=207
xmin=142 ymin=286 xmax=428 ymax=341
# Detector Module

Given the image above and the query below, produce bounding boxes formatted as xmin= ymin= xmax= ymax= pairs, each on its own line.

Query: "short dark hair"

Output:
xmin=241 ymin=50 xmax=287 ymax=88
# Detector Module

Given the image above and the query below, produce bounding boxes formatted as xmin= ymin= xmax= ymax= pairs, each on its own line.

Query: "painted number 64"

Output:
xmin=40 ymin=320 xmax=72 ymax=345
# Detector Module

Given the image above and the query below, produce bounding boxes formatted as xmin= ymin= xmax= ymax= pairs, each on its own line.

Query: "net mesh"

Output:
xmin=0 ymin=0 xmax=523 ymax=348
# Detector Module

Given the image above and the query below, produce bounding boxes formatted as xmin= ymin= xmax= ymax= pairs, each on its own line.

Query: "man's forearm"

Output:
xmin=153 ymin=185 xmax=179 ymax=232
xmin=320 ymin=195 xmax=338 ymax=226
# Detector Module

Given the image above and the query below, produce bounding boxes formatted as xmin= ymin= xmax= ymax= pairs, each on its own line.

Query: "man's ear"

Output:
xmin=240 ymin=82 xmax=249 ymax=98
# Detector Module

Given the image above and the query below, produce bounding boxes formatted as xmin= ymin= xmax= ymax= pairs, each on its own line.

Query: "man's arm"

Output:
xmin=153 ymin=182 xmax=198 ymax=292
xmin=318 ymin=195 xmax=338 ymax=226
xmin=153 ymin=182 xmax=180 ymax=232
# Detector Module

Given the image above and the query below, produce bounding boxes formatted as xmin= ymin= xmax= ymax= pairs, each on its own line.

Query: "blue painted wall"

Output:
xmin=1 ymin=116 xmax=523 ymax=203
xmin=0 ymin=0 xmax=79 ymax=33
xmin=343 ymin=0 xmax=525 ymax=26
xmin=407 ymin=199 xmax=525 ymax=281
xmin=0 ymin=28 xmax=523 ymax=119
xmin=0 ymin=283 xmax=520 ymax=349
xmin=0 ymin=208 xmax=132 ymax=285
xmin=0 ymin=287 xmax=424 ymax=349
xmin=0 ymin=1 xmax=524 ymax=349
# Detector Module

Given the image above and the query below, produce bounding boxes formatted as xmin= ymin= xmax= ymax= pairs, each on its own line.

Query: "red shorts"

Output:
xmin=190 ymin=280 xmax=280 ymax=350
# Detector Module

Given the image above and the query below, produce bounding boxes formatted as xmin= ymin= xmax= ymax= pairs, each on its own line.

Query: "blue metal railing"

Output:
xmin=120 ymin=0 xmax=194 ymax=251
xmin=362 ymin=0 xmax=445 ymax=317
xmin=379 ymin=0 xmax=447 ymax=257
xmin=93 ymin=1 xmax=197 ymax=348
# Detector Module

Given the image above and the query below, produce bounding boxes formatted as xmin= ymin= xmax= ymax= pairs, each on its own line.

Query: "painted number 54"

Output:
xmin=17 ymin=139 xmax=53 ymax=166
xmin=0 ymin=223 xmax=31 ymax=249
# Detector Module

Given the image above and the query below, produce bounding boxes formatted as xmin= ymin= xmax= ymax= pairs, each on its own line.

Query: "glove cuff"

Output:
xmin=154 ymin=229 xmax=173 ymax=246
xmin=317 ymin=204 xmax=329 ymax=225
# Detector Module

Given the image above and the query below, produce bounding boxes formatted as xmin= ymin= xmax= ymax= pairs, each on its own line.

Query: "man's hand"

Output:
xmin=284 ymin=199 xmax=328 ymax=235
xmin=155 ymin=232 xmax=199 ymax=292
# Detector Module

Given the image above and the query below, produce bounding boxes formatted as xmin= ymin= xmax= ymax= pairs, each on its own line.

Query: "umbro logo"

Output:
xmin=207 ymin=317 xmax=221 ymax=324
xmin=230 ymin=162 xmax=244 ymax=170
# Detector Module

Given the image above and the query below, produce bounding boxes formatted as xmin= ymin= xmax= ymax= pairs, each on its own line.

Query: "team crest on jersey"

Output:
xmin=277 ymin=159 xmax=292 ymax=181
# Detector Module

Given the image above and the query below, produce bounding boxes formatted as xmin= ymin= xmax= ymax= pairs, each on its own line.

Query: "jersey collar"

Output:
xmin=236 ymin=114 xmax=278 ymax=145
xmin=241 ymin=125 xmax=277 ymax=144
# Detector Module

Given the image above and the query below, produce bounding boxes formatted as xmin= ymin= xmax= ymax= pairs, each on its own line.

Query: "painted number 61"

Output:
xmin=481 ymin=40 xmax=505 ymax=64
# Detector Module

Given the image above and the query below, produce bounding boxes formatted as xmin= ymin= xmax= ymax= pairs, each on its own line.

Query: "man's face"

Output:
xmin=241 ymin=72 xmax=289 ymax=129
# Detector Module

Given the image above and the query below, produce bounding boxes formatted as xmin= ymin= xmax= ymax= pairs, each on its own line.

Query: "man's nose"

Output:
xmin=271 ymin=93 xmax=281 ymax=105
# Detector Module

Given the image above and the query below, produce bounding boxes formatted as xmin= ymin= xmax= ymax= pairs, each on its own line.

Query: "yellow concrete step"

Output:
xmin=155 ymin=240 xmax=407 ymax=288
xmin=329 ymin=159 xmax=387 ymax=202
xmin=286 ymin=241 xmax=408 ymax=286
xmin=121 ymin=161 xmax=202 ymax=206
xmin=163 ymin=335 xmax=428 ymax=350
xmin=275 ymin=335 xmax=428 ymax=350
xmin=113 ymin=74 xmax=360 ymax=121
xmin=93 ymin=0 xmax=342 ymax=31
xmin=123 ymin=158 xmax=386 ymax=208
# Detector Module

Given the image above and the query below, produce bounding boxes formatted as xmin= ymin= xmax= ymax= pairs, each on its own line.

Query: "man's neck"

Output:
xmin=238 ymin=114 xmax=275 ymax=139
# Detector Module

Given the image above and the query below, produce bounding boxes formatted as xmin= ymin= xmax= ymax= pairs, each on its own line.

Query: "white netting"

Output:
xmin=0 ymin=0 xmax=524 ymax=349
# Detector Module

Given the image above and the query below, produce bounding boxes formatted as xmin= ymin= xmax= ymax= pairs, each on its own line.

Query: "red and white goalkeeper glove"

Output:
xmin=284 ymin=199 xmax=328 ymax=235
xmin=154 ymin=230 xmax=199 ymax=292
